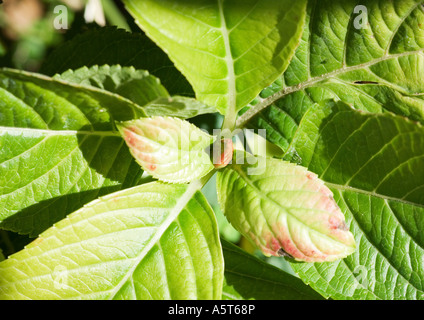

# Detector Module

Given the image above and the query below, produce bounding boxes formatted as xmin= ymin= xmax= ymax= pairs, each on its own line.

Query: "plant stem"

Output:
xmin=221 ymin=111 xmax=237 ymax=132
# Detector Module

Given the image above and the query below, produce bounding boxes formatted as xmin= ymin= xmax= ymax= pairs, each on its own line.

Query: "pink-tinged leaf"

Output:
xmin=217 ymin=154 xmax=356 ymax=262
xmin=117 ymin=116 xmax=215 ymax=183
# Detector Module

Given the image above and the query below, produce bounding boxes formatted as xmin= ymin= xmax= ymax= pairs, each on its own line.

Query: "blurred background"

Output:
xmin=0 ymin=0 xmax=135 ymax=71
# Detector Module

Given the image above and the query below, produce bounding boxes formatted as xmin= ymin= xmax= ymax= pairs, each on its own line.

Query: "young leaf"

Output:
xmin=118 ymin=117 xmax=215 ymax=183
xmin=238 ymin=0 xmax=424 ymax=145
xmin=221 ymin=239 xmax=324 ymax=300
xmin=54 ymin=65 xmax=170 ymax=107
xmin=0 ymin=68 xmax=145 ymax=236
xmin=216 ymin=153 xmax=356 ymax=262
xmin=285 ymin=102 xmax=424 ymax=299
xmin=0 ymin=182 xmax=224 ymax=300
xmin=124 ymin=0 xmax=307 ymax=122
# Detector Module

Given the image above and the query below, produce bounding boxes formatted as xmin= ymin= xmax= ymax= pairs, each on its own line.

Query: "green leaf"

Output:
xmin=0 ymin=182 xmax=224 ymax=300
xmin=124 ymin=0 xmax=307 ymax=121
xmin=55 ymin=65 xmax=218 ymax=119
xmin=118 ymin=117 xmax=215 ymax=183
xmin=53 ymin=65 xmax=170 ymax=107
xmin=214 ymin=206 xmax=240 ymax=244
xmin=286 ymin=102 xmax=424 ymax=299
xmin=142 ymin=96 xmax=218 ymax=119
xmin=40 ymin=27 xmax=193 ymax=97
xmin=216 ymin=152 xmax=356 ymax=262
xmin=238 ymin=0 xmax=424 ymax=148
xmin=221 ymin=239 xmax=324 ymax=300
xmin=0 ymin=68 xmax=145 ymax=236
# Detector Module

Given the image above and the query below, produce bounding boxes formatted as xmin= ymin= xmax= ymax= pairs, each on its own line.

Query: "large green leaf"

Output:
xmin=117 ymin=116 xmax=215 ymax=183
xmin=124 ymin=0 xmax=307 ymax=125
xmin=284 ymin=102 xmax=424 ymax=300
xmin=0 ymin=181 xmax=223 ymax=300
xmin=0 ymin=68 xmax=145 ymax=237
xmin=221 ymin=239 xmax=324 ymax=300
xmin=238 ymin=0 xmax=424 ymax=149
xmin=217 ymin=152 xmax=355 ymax=262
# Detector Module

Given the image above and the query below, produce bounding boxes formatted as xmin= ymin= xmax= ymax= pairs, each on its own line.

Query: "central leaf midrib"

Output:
xmin=218 ymin=0 xmax=237 ymax=126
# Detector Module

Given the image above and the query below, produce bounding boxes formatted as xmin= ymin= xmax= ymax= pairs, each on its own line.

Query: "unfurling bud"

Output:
xmin=213 ymin=139 xmax=234 ymax=169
